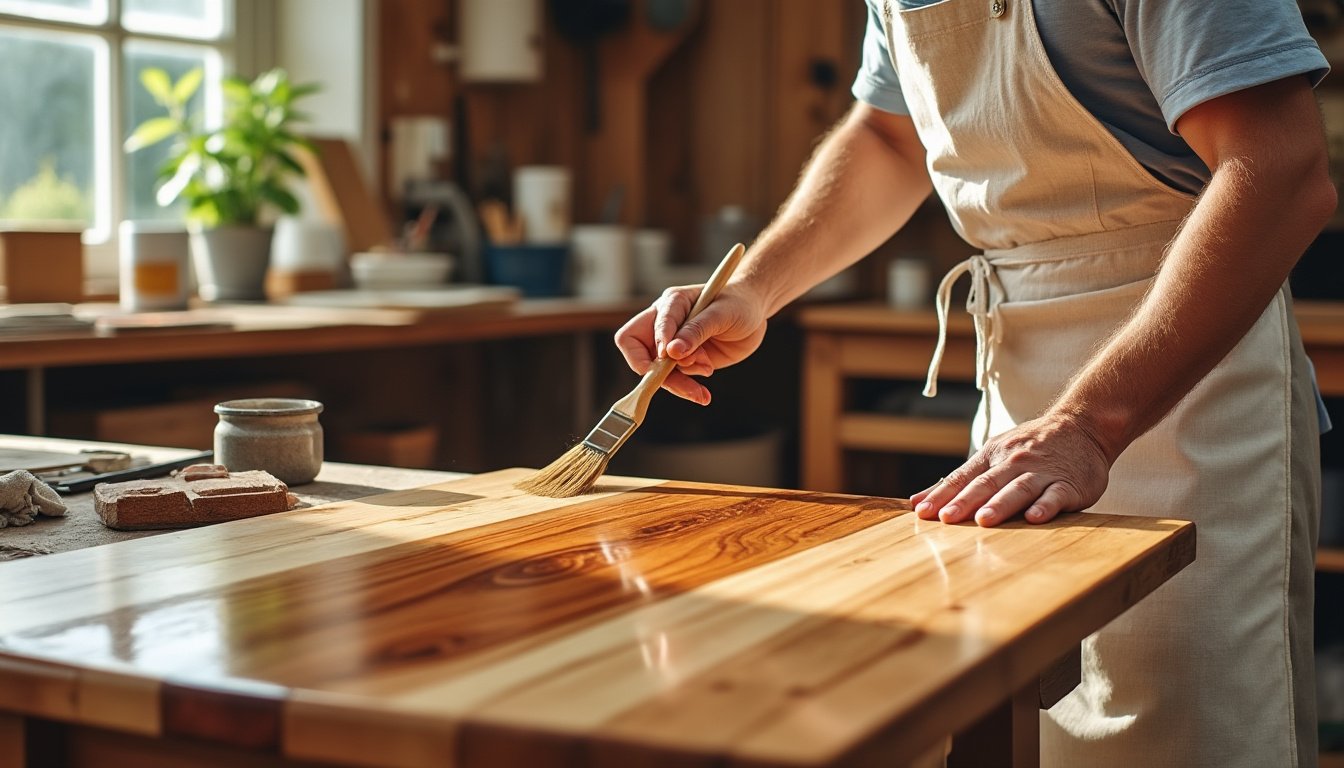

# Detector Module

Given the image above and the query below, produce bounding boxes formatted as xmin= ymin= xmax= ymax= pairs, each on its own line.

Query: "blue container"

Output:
xmin=484 ymin=244 xmax=570 ymax=298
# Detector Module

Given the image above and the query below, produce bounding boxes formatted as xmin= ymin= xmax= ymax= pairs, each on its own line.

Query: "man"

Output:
xmin=614 ymin=1 xmax=1336 ymax=765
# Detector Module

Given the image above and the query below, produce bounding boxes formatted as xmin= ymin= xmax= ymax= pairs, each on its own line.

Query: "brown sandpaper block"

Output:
xmin=94 ymin=464 xmax=298 ymax=530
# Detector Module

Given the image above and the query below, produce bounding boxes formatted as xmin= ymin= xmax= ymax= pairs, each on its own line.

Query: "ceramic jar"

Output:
xmin=214 ymin=398 xmax=324 ymax=485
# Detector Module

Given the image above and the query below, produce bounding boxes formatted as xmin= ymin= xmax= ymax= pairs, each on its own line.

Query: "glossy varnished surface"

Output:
xmin=0 ymin=469 xmax=1194 ymax=767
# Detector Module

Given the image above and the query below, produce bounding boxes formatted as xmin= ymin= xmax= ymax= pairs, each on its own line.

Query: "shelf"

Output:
xmin=1320 ymin=751 xmax=1344 ymax=768
xmin=1319 ymin=547 xmax=1344 ymax=574
xmin=839 ymin=414 xmax=971 ymax=457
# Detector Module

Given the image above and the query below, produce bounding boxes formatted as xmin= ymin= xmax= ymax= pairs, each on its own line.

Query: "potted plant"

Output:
xmin=126 ymin=68 xmax=318 ymax=301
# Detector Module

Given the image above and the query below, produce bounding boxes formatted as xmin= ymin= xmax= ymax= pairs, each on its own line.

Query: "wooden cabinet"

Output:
xmin=800 ymin=304 xmax=976 ymax=492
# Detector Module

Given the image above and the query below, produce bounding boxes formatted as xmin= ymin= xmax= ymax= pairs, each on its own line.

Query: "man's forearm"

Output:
xmin=1050 ymin=91 xmax=1336 ymax=460
xmin=733 ymin=104 xmax=934 ymax=316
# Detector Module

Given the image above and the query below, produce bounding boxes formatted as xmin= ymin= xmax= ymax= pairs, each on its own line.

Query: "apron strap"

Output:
xmin=924 ymin=254 xmax=999 ymax=398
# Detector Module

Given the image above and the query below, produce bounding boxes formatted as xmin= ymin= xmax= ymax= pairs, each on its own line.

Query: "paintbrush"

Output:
xmin=517 ymin=242 xmax=748 ymax=497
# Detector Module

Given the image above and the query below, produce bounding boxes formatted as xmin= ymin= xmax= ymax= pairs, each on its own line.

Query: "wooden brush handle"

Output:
xmin=619 ymin=243 xmax=748 ymax=421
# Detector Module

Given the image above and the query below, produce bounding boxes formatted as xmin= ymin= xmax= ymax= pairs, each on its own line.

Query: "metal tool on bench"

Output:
xmin=48 ymin=451 xmax=215 ymax=495
xmin=34 ymin=450 xmax=134 ymax=477
xmin=0 ymin=447 xmax=135 ymax=477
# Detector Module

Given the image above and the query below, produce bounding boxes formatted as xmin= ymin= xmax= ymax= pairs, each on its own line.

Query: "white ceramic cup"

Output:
xmin=271 ymin=216 xmax=345 ymax=273
xmin=632 ymin=228 xmax=672 ymax=295
xmin=887 ymin=257 xmax=931 ymax=309
xmin=571 ymin=224 xmax=633 ymax=301
xmin=119 ymin=221 xmax=191 ymax=312
xmin=514 ymin=166 xmax=571 ymax=244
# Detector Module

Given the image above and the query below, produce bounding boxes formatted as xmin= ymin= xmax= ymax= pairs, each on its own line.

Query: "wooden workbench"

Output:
xmin=0 ymin=434 xmax=466 ymax=558
xmin=798 ymin=300 xmax=1344 ymax=486
xmin=0 ymin=299 xmax=644 ymax=452
xmin=0 ymin=301 xmax=643 ymax=371
xmin=796 ymin=300 xmax=1344 ymax=579
xmin=0 ymin=436 xmax=1194 ymax=767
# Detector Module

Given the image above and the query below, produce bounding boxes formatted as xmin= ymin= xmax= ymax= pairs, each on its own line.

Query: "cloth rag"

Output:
xmin=0 ymin=470 xmax=67 ymax=528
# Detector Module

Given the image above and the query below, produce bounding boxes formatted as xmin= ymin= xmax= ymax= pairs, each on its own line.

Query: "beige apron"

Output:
xmin=878 ymin=1 xmax=1321 ymax=766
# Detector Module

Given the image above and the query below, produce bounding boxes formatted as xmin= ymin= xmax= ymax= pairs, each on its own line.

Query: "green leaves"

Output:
xmin=221 ymin=76 xmax=251 ymax=106
xmin=124 ymin=116 xmax=179 ymax=153
xmin=171 ymin=67 xmax=203 ymax=105
xmin=259 ymin=182 xmax=300 ymax=214
xmin=126 ymin=67 xmax=320 ymax=228
xmin=141 ymin=68 xmax=173 ymax=106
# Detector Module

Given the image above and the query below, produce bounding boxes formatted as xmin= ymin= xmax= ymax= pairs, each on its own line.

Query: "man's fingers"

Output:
xmin=677 ymin=360 xmax=714 ymax=377
xmin=1024 ymin=482 xmax=1072 ymax=524
xmin=913 ymin=414 xmax=1110 ymax=528
xmin=614 ymin=308 xmax=657 ymax=374
xmin=974 ymin=473 xmax=1046 ymax=527
xmin=913 ymin=455 xmax=989 ymax=523
xmin=666 ymin=303 xmax=734 ymax=360
xmin=661 ymin=369 xmax=711 ymax=405
xmin=653 ymin=289 xmax=695 ymax=358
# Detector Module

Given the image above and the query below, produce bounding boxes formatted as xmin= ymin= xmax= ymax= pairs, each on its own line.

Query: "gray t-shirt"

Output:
xmin=853 ymin=0 xmax=1334 ymax=433
xmin=853 ymin=0 xmax=1330 ymax=194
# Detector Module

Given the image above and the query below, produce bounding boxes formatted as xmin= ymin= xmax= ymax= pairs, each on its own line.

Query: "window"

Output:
xmin=0 ymin=0 xmax=242 ymax=279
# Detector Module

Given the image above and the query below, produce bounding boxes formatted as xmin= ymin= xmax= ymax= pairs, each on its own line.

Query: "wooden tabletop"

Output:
xmin=0 ymin=465 xmax=1194 ymax=767
xmin=0 ymin=434 xmax=466 ymax=558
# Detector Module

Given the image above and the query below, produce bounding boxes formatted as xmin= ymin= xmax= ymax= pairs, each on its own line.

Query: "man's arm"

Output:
xmin=614 ymin=102 xmax=932 ymax=403
xmin=912 ymin=75 xmax=1337 ymax=527
xmin=734 ymin=103 xmax=932 ymax=317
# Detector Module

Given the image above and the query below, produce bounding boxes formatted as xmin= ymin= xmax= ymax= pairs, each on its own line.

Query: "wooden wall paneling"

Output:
xmin=375 ymin=1 xmax=876 ymax=267
xmin=643 ymin=0 xmax=868 ymax=264
xmin=765 ymin=0 xmax=863 ymax=212
xmin=645 ymin=42 xmax=697 ymax=255
xmin=377 ymin=0 xmax=455 ymax=201
xmin=461 ymin=28 xmax=585 ymax=201
xmin=685 ymin=0 xmax=772 ymax=257
xmin=575 ymin=2 xmax=700 ymax=226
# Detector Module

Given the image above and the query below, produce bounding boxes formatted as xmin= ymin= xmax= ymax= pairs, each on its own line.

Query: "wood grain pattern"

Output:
xmin=0 ymin=468 xmax=1194 ymax=767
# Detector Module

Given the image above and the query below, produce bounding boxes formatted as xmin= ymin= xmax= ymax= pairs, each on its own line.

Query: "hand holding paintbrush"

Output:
xmin=516 ymin=242 xmax=748 ymax=497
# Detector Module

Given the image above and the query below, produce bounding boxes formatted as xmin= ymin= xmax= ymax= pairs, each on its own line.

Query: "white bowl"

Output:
xmin=350 ymin=252 xmax=453 ymax=289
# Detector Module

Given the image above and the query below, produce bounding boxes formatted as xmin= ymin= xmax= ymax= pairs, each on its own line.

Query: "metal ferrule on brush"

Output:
xmin=582 ymin=410 xmax=636 ymax=455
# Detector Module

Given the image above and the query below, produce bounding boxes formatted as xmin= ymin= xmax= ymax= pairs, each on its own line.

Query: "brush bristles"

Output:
xmin=515 ymin=443 xmax=611 ymax=498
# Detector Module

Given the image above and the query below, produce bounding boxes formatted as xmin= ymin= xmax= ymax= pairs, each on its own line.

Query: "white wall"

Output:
xmin=274 ymin=0 xmax=377 ymax=184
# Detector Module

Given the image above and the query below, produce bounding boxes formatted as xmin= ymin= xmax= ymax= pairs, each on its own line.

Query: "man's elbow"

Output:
xmin=1301 ymin=159 xmax=1338 ymax=232
xmin=1247 ymin=138 xmax=1338 ymax=235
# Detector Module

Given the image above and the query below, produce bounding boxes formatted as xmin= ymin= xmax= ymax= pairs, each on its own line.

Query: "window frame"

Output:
xmin=0 ymin=0 xmax=267 ymax=282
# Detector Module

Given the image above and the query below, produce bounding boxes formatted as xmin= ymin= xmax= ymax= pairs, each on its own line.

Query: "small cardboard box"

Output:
xmin=0 ymin=229 xmax=84 ymax=303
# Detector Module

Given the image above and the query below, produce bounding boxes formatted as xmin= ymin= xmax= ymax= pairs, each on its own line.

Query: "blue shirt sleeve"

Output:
xmin=1110 ymin=0 xmax=1330 ymax=132
xmin=851 ymin=0 xmax=910 ymax=115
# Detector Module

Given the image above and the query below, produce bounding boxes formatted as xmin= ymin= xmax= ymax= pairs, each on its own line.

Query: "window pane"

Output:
xmin=123 ymin=42 xmax=219 ymax=223
xmin=122 ymin=0 xmax=226 ymax=40
xmin=0 ymin=0 xmax=107 ymax=24
xmin=0 ymin=28 xmax=97 ymax=228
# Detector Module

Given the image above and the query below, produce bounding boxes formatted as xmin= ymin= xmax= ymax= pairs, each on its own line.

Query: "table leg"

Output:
xmin=802 ymin=332 xmax=843 ymax=491
xmin=948 ymin=680 xmax=1039 ymax=768
xmin=26 ymin=366 xmax=45 ymax=435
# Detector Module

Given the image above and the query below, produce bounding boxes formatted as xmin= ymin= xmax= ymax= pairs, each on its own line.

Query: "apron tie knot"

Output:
xmin=923 ymin=254 xmax=1000 ymax=398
